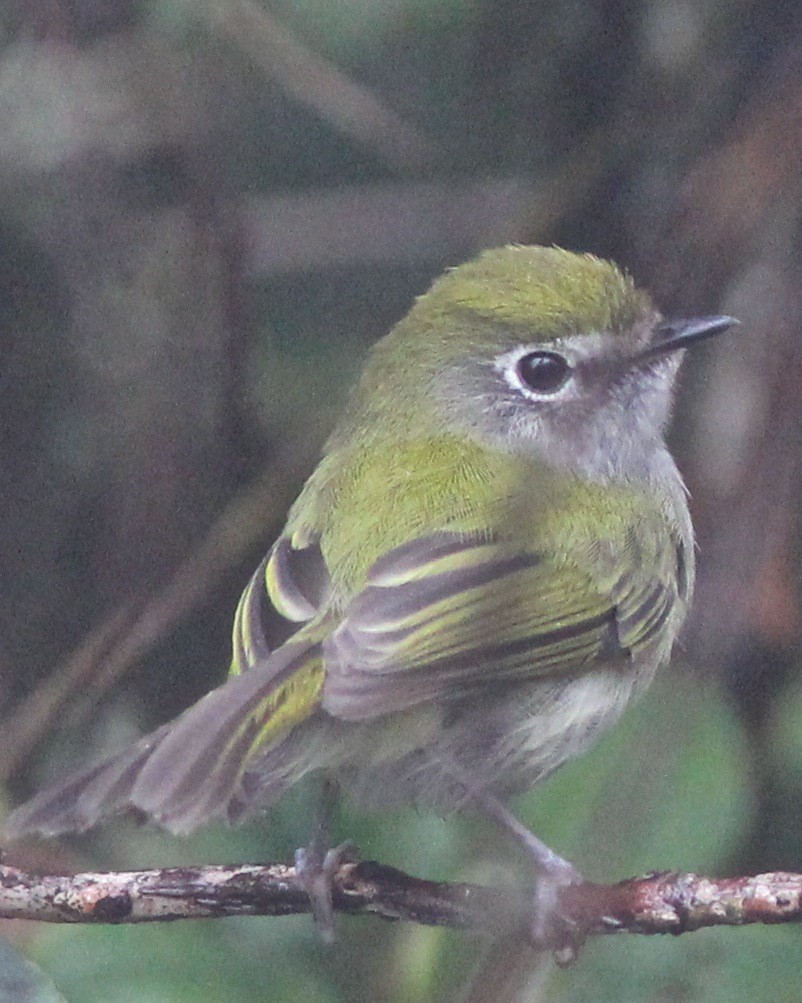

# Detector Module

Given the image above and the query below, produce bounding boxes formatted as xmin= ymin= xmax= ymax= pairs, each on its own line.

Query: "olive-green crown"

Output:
xmin=412 ymin=245 xmax=652 ymax=344
xmin=334 ymin=245 xmax=656 ymax=441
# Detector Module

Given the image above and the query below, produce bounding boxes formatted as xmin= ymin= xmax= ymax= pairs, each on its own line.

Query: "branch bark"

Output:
xmin=1 ymin=859 xmax=800 ymax=943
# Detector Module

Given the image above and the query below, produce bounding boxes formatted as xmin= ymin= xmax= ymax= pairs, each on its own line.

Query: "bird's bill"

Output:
xmin=637 ymin=315 xmax=739 ymax=362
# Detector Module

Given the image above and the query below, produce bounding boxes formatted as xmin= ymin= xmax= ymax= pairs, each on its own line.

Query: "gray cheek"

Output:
xmin=483 ymin=396 xmax=547 ymax=448
xmin=483 ymin=393 xmax=521 ymax=422
xmin=440 ymin=375 xmax=565 ymax=456
xmin=435 ymin=366 xmax=528 ymax=440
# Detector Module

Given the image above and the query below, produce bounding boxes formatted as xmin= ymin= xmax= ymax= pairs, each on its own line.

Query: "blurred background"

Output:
xmin=0 ymin=0 xmax=801 ymax=1000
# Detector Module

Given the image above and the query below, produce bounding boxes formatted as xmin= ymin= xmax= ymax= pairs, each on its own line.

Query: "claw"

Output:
xmin=530 ymin=860 xmax=585 ymax=962
xmin=294 ymin=839 xmax=360 ymax=941
xmin=465 ymin=784 xmax=587 ymax=961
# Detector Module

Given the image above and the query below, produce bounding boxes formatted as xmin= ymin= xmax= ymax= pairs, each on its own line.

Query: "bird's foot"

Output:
xmin=530 ymin=857 xmax=585 ymax=965
xmin=465 ymin=786 xmax=586 ymax=962
xmin=294 ymin=839 xmax=360 ymax=942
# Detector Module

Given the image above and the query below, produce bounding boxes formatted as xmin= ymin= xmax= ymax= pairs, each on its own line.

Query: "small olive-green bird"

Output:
xmin=7 ymin=246 xmax=734 ymax=915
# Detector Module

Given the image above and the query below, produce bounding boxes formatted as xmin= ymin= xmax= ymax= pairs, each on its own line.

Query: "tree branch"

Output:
xmin=197 ymin=0 xmax=440 ymax=172
xmin=1 ymin=859 xmax=800 ymax=943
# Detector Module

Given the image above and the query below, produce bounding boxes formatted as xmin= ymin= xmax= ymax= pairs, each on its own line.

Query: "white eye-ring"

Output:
xmin=496 ymin=347 xmax=574 ymax=399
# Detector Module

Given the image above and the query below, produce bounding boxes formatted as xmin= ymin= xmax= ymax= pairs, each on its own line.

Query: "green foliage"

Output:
xmin=0 ymin=938 xmax=65 ymax=1003
xmin=28 ymin=921 xmax=334 ymax=1003
xmin=550 ymin=925 xmax=802 ymax=1003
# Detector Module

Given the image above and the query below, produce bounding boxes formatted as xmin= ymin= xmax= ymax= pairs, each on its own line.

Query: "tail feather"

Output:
xmin=5 ymin=638 xmax=324 ymax=839
xmin=4 ymin=725 xmax=171 ymax=838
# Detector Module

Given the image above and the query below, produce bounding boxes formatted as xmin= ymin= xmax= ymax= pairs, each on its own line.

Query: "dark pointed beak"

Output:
xmin=637 ymin=315 xmax=739 ymax=362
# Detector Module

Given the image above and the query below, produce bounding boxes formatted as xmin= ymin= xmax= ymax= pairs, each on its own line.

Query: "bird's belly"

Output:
xmin=337 ymin=665 xmax=645 ymax=814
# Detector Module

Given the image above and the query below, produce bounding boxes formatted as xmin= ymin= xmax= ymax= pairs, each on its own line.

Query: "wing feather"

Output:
xmin=322 ymin=532 xmax=637 ymax=721
xmin=231 ymin=533 xmax=331 ymax=675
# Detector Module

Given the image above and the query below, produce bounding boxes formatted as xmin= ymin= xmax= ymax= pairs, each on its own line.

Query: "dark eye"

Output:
xmin=515 ymin=351 xmax=572 ymax=394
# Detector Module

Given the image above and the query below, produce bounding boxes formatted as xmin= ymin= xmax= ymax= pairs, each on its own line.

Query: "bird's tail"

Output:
xmin=5 ymin=637 xmax=325 ymax=839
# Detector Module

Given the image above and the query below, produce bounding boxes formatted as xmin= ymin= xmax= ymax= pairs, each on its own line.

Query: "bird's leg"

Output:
xmin=294 ymin=776 xmax=359 ymax=941
xmin=473 ymin=789 xmax=580 ymax=879
xmin=470 ymin=789 xmax=584 ymax=958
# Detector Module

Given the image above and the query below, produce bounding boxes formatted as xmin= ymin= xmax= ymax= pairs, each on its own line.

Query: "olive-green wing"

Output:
xmin=5 ymin=530 xmax=675 ymax=838
xmin=322 ymin=531 xmax=674 ymax=720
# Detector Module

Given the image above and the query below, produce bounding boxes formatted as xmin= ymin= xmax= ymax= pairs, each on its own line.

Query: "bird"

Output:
xmin=6 ymin=245 xmax=735 ymax=941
